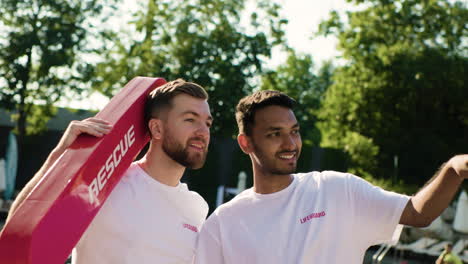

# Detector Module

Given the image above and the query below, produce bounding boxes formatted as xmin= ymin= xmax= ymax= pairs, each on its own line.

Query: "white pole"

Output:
xmin=237 ymin=171 xmax=247 ymax=193
xmin=216 ymin=185 xmax=225 ymax=207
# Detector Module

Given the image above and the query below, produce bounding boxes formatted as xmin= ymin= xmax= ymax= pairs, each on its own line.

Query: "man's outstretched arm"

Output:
xmin=399 ymin=155 xmax=467 ymax=227
xmin=6 ymin=118 xmax=112 ymax=222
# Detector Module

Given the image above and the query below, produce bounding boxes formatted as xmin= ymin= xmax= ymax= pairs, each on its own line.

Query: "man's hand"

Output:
xmin=6 ymin=118 xmax=112 ymax=221
xmin=55 ymin=118 xmax=112 ymax=152
xmin=449 ymin=154 xmax=468 ymax=179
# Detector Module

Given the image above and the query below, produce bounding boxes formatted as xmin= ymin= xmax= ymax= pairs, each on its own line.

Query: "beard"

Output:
xmin=162 ymin=133 xmax=208 ymax=169
xmin=252 ymin=142 xmax=299 ymax=175
xmin=261 ymin=157 xmax=297 ymax=175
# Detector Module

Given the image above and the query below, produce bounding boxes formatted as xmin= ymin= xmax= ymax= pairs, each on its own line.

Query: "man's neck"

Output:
xmin=138 ymin=145 xmax=185 ymax=187
xmin=253 ymin=170 xmax=294 ymax=194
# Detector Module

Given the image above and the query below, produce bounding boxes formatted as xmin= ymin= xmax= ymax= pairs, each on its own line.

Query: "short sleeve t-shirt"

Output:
xmin=73 ymin=163 xmax=208 ymax=264
xmin=443 ymin=252 xmax=463 ymax=264
xmin=195 ymin=171 xmax=410 ymax=264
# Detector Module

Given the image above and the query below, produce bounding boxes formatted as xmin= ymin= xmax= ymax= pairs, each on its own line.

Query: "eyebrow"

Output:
xmin=266 ymin=123 xmax=300 ymax=131
xmin=181 ymin=110 xmax=213 ymax=121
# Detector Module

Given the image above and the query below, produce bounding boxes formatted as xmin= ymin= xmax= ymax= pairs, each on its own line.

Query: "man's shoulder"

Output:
xmin=293 ymin=170 xmax=366 ymax=197
xmin=118 ymin=162 xmax=143 ymax=183
xmin=445 ymin=253 xmax=463 ymax=263
xmin=102 ymin=162 xmax=150 ymax=206
xmin=225 ymin=188 xmax=255 ymax=205
xmin=184 ymin=186 xmax=209 ymax=210
xmin=295 ymin=170 xmax=351 ymax=185
xmin=211 ymin=188 xmax=254 ymax=216
xmin=177 ymin=186 xmax=209 ymax=220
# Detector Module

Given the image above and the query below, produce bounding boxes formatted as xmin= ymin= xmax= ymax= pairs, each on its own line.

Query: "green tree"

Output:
xmin=92 ymin=0 xmax=288 ymax=137
xmin=0 ymin=0 xmax=115 ymax=140
xmin=260 ymin=49 xmax=334 ymax=146
xmin=317 ymin=0 xmax=468 ymax=186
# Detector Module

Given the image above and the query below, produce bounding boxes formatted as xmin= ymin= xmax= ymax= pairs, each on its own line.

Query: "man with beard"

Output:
xmin=8 ymin=79 xmax=212 ymax=263
xmin=194 ymin=90 xmax=468 ymax=264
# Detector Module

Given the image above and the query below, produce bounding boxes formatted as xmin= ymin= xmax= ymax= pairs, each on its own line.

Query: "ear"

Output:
xmin=237 ymin=133 xmax=253 ymax=154
xmin=149 ymin=119 xmax=163 ymax=140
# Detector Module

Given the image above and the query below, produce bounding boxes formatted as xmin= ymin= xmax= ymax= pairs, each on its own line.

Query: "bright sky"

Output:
xmin=64 ymin=0 xmax=354 ymax=110
xmin=272 ymin=0 xmax=353 ymax=66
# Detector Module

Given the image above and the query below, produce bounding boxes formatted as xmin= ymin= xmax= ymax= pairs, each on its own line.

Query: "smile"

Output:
xmin=188 ymin=143 xmax=205 ymax=151
xmin=278 ymin=153 xmax=296 ymax=160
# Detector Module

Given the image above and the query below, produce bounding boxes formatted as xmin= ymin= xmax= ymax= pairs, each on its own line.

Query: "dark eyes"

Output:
xmin=267 ymin=132 xmax=280 ymax=138
xmin=185 ymin=118 xmax=212 ymax=128
xmin=267 ymin=130 xmax=300 ymax=138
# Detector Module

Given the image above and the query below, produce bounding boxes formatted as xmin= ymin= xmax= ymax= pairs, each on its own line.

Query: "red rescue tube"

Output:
xmin=0 ymin=77 xmax=166 ymax=264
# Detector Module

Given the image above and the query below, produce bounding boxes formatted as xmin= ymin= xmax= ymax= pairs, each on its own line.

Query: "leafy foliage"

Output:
xmin=317 ymin=0 xmax=468 ymax=184
xmin=0 ymin=0 xmax=115 ymax=138
xmin=92 ymin=0 xmax=288 ymax=137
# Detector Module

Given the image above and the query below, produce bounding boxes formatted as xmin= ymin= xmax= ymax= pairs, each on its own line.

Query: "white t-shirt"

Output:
xmin=195 ymin=171 xmax=410 ymax=264
xmin=72 ymin=163 xmax=208 ymax=264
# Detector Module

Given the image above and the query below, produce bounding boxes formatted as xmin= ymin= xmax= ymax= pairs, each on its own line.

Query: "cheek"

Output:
xmin=261 ymin=142 xmax=278 ymax=155
xmin=271 ymin=139 xmax=284 ymax=150
xmin=296 ymin=137 xmax=302 ymax=148
xmin=253 ymin=137 xmax=278 ymax=154
xmin=167 ymin=126 xmax=187 ymax=141
xmin=173 ymin=121 xmax=193 ymax=135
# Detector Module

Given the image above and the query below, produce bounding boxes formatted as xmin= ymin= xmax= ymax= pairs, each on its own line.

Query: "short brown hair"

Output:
xmin=145 ymin=78 xmax=208 ymax=130
xmin=235 ymin=90 xmax=296 ymax=136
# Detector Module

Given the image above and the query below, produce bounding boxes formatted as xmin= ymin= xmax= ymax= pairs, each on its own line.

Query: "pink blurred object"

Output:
xmin=0 ymin=77 xmax=166 ymax=264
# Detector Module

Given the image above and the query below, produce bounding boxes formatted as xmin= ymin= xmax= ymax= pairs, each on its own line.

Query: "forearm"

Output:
xmin=410 ymin=163 xmax=463 ymax=226
xmin=436 ymin=253 xmax=447 ymax=264
xmin=6 ymin=147 xmax=66 ymax=222
xmin=6 ymin=118 xmax=112 ymax=222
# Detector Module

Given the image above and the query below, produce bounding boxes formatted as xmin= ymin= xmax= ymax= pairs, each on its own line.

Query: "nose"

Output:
xmin=281 ymin=134 xmax=297 ymax=151
xmin=195 ymin=122 xmax=210 ymax=141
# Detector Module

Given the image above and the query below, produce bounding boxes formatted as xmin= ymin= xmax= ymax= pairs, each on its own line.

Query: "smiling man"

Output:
xmin=194 ymin=90 xmax=468 ymax=264
xmin=8 ymin=79 xmax=213 ymax=263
